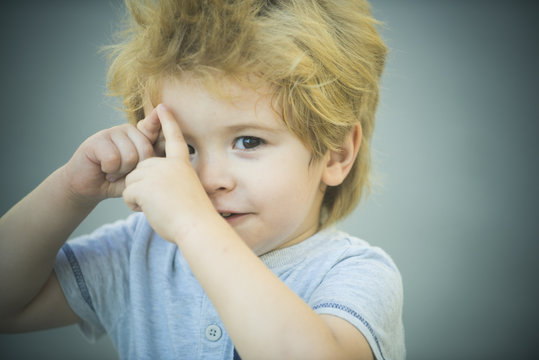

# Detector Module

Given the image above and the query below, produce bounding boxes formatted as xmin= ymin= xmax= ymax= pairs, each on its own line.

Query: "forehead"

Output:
xmin=154 ymin=74 xmax=283 ymax=127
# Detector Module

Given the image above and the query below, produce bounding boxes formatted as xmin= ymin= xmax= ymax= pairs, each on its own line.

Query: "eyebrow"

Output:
xmin=223 ymin=123 xmax=286 ymax=135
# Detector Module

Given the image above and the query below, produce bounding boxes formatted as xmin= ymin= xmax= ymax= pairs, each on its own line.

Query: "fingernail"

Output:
xmin=106 ymin=174 xmax=117 ymax=182
xmin=157 ymin=104 xmax=167 ymax=111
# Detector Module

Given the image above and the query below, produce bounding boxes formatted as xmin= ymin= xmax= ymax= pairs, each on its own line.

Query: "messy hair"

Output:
xmin=106 ymin=0 xmax=387 ymax=226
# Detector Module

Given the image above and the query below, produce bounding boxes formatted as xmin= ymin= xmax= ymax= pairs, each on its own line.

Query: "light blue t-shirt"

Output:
xmin=55 ymin=213 xmax=405 ymax=359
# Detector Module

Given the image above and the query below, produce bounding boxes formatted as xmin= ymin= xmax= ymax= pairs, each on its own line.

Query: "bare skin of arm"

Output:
xmin=0 ymin=111 xmax=162 ymax=332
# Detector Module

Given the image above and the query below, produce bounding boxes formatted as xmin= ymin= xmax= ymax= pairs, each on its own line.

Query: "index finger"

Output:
xmin=155 ymin=104 xmax=187 ymax=158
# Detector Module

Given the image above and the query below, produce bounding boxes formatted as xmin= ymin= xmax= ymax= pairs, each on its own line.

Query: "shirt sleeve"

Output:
xmin=310 ymin=245 xmax=405 ymax=360
xmin=54 ymin=213 xmax=144 ymax=342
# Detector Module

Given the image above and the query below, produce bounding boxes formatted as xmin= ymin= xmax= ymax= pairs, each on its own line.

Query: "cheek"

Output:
xmin=239 ymin=149 xmax=322 ymax=211
xmin=252 ymin=164 xmax=318 ymax=214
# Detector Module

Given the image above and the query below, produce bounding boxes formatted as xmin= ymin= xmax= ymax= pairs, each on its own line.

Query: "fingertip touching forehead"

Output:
xmin=106 ymin=0 xmax=387 ymax=226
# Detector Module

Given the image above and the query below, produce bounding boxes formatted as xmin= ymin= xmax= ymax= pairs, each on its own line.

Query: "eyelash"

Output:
xmin=187 ymin=136 xmax=265 ymax=155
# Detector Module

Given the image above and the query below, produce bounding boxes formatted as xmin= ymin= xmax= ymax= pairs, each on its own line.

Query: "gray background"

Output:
xmin=1 ymin=1 xmax=538 ymax=359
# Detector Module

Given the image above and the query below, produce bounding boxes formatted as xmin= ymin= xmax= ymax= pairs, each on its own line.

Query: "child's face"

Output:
xmin=147 ymin=76 xmax=328 ymax=255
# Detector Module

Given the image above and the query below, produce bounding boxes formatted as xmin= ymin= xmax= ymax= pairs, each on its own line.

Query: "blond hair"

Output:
xmin=106 ymin=0 xmax=387 ymax=226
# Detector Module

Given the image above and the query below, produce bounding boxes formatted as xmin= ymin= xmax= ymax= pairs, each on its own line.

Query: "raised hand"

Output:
xmin=63 ymin=109 xmax=162 ymax=204
xmin=122 ymin=104 xmax=218 ymax=243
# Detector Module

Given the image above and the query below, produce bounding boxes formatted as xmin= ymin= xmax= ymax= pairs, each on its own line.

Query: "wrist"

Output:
xmin=172 ymin=209 xmax=233 ymax=248
xmin=55 ymin=165 xmax=102 ymax=211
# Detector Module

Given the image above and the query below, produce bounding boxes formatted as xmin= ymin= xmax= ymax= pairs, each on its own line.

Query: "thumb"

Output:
xmin=136 ymin=107 xmax=161 ymax=144
xmin=156 ymin=104 xmax=188 ymax=159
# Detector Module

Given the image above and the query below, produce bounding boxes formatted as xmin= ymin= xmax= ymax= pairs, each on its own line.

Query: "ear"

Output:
xmin=321 ymin=124 xmax=362 ymax=187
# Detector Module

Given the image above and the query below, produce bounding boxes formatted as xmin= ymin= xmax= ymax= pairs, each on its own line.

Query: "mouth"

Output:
xmin=218 ymin=212 xmax=248 ymax=221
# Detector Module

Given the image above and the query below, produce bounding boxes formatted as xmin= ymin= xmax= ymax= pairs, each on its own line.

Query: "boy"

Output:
xmin=0 ymin=0 xmax=404 ymax=359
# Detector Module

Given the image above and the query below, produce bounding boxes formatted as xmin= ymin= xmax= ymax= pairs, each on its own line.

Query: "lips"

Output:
xmin=217 ymin=211 xmax=249 ymax=222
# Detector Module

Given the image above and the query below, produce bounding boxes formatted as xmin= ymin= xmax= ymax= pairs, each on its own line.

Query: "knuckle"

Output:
xmin=107 ymin=125 xmax=123 ymax=135
xmin=118 ymin=123 xmax=134 ymax=131
xmin=123 ymin=151 xmax=139 ymax=168
xmin=101 ymin=153 xmax=121 ymax=172
xmin=141 ymin=143 xmax=155 ymax=159
xmin=90 ymin=130 xmax=111 ymax=144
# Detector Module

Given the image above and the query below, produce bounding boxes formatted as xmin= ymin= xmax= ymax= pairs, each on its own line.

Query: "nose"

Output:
xmin=195 ymin=153 xmax=236 ymax=195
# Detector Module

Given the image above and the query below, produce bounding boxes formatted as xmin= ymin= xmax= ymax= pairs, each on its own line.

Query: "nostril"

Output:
xmin=196 ymin=158 xmax=236 ymax=194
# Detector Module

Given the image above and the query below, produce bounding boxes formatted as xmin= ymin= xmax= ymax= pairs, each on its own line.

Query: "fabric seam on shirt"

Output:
xmin=313 ymin=302 xmax=385 ymax=360
xmin=107 ymin=213 xmax=145 ymax=347
xmin=62 ymin=243 xmax=95 ymax=312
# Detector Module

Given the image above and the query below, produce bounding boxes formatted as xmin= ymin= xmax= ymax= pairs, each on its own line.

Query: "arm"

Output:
xmin=0 ymin=111 xmax=162 ymax=331
xmin=173 ymin=215 xmax=374 ymax=360
xmin=0 ymin=167 xmax=98 ymax=331
xmin=123 ymin=105 xmax=373 ymax=360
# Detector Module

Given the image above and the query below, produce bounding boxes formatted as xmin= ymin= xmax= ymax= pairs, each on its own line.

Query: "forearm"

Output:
xmin=176 ymin=219 xmax=346 ymax=360
xmin=0 ymin=166 xmax=98 ymax=315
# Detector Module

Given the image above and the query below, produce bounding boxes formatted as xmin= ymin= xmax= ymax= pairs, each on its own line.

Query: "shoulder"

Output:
xmin=264 ymin=227 xmax=403 ymax=310
xmin=310 ymin=228 xmax=403 ymax=306
xmin=53 ymin=213 xmax=171 ymax=340
xmin=309 ymin=229 xmax=405 ymax=360
xmin=332 ymin=230 xmax=402 ymax=283
xmin=89 ymin=212 xmax=152 ymax=239
xmin=299 ymin=228 xmax=401 ymax=280
xmin=55 ymin=212 xmax=160 ymax=295
xmin=62 ymin=212 xmax=154 ymax=251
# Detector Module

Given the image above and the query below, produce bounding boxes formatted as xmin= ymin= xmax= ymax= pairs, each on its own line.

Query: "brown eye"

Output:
xmin=234 ymin=136 xmax=264 ymax=150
